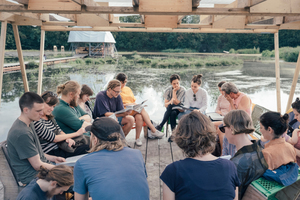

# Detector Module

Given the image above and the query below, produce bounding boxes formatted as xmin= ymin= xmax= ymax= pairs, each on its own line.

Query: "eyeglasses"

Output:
xmin=112 ymin=89 xmax=121 ymax=94
xmin=219 ymin=124 xmax=228 ymax=133
xmin=193 ymin=94 xmax=196 ymax=101
xmin=42 ymin=91 xmax=57 ymax=98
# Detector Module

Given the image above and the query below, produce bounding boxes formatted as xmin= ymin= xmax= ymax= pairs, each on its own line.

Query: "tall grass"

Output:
xmin=261 ymin=46 xmax=300 ymax=62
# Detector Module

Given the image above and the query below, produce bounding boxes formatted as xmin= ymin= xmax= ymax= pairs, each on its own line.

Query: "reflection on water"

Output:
xmin=1 ymin=62 xmax=300 ymax=141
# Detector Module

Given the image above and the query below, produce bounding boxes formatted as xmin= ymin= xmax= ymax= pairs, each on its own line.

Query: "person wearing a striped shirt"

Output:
xmin=34 ymin=91 xmax=88 ymax=158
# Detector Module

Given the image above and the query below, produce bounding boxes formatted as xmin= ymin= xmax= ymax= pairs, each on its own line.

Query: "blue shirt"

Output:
xmin=16 ymin=178 xmax=46 ymax=200
xmin=160 ymin=158 xmax=240 ymax=200
xmin=93 ymin=90 xmax=124 ymax=118
xmin=74 ymin=147 xmax=149 ymax=200
xmin=222 ymin=136 xmax=237 ymax=157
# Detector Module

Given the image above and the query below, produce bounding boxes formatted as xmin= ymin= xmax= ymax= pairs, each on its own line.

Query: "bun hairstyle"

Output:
xmin=57 ymin=80 xmax=80 ymax=96
xmin=260 ymin=111 xmax=289 ymax=139
xmin=292 ymin=97 xmax=300 ymax=114
xmin=37 ymin=165 xmax=73 ymax=187
xmin=217 ymin=81 xmax=226 ymax=88
xmin=191 ymin=74 xmax=203 ymax=85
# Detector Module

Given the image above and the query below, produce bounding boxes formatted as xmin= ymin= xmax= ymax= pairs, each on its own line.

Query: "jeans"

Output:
xmin=159 ymin=104 xmax=180 ymax=131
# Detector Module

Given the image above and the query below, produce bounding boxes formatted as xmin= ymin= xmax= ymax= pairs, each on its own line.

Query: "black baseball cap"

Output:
xmin=85 ymin=117 xmax=121 ymax=141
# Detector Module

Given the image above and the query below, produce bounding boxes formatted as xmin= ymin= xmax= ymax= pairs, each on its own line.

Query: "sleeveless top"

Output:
xmin=233 ymin=92 xmax=252 ymax=116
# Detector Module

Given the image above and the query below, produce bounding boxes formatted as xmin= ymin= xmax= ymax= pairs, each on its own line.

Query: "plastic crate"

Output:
xmin=251 ymin=170 xmax=300 ymax=200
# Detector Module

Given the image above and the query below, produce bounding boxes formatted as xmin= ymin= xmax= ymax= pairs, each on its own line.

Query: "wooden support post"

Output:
xmin=37 ymin=29 xmax=45 ymax=95
xmin=274 ymin=32 xmax=281 ymax=113
xmin=286 ymin=52 xmax=300 ymax=112
xmin=12 ymin=25 xmax=29 ymax=92
xmin=0 ymin=21 xmax=7 ymax=108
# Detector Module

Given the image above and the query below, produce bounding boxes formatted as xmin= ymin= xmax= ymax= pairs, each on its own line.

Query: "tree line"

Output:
xmin=1 ymin=22 xmax=300 ymax=53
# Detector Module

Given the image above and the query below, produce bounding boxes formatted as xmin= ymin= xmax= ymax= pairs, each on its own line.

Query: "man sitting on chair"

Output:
xmin=93 ymin=79 xmax=134 ymax=137
xmin=6 ymin=92 xmax=65 ymax=185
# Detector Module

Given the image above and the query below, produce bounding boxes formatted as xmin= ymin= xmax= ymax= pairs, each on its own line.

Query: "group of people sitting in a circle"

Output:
xmin=8 ymin=72 xmax=300 ymax=200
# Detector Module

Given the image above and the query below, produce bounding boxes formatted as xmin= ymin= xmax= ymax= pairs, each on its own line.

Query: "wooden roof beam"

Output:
xmin=12 ymin=15 xmax=42 ymax=25
xmin=42 ymin=21 xmax=76 ymax=26
xmin=41 ymin=25 xmax=278 ymax=33
xmin=251 ymin=0 xmax=300 ymax=14
xmin=246 ymin=16 xmax=273 ymax=24
xmin=284 ymin=16 xmax=300 ymax=23
xmin=1 ymin=5 xmax=300 ymax=16
xmin=72 ymin=0 xmax=97 ymax=7
xmin=237 ymin=0 xmax=267 ymax=8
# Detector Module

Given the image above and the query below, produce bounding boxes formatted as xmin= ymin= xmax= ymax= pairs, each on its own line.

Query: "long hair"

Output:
xmin=57 ymin=80 xmax=80 ymax=96
xmin=89 ymin=133 xmax=125 ymax=153
xmin=37 ymin=165 xmax=73 ymax=187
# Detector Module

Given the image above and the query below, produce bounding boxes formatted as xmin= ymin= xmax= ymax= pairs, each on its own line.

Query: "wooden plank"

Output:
xmin=12 ymin=15 xmax=42 ymax=25
xmin=41 ymin=25 xmax=278 ymax=33
xmin=274 ymin=32 xmax=281 ymax=113
xmin=1 ymin=5 xmax=299 ymax=16
xmin=57 ymin=14 xmax=76 ymax=21
xmin=201 ymin=15 xmax=213 ymax=24
xmin=77 ymin=13 xmax=109 ymax=26
xmin=286 ymin=52 xmax=300 ymax=112
xmin=245 ymin=24 xmax=279 ymax=29
xmin=213 ymin=16 xmax=246 ymax=29
xmin=251 ymin=0 xmax=300 ymax=14
xmin=144 ymin=15 xmax=177 ymax=28
xmin=72 ymin=0 xmax=98 ymax=6
xmin=246 ymin=16 xmax=273 ymax=24
xmin=280 ymin=20 xmax=300 ymax=29
xmin=37 ymin=29 xmax=45 ymax=95
xmin=28 ymin=0 xmax=81 ymax=11
xmin=285 ymin=16 xmax=300 ymax=23
xmin=273 ymin=17 xmax=283 ymax=25
xmin=0 ymin=12 xmax=14 ymax=21
xmin=237 ymin=0 xmax=267 ymax=8
xmin=43 ymin=21 xmax=76 ymax=26
xmin=0 ymin=21 xmax=7 ymax=107
xmin=12 ymin=25 xmax=29 ymax=92
xmin=139 ymin=0 xmax=192 ymax=12
xmin=110 ymin=23 xmax=143 ymax=27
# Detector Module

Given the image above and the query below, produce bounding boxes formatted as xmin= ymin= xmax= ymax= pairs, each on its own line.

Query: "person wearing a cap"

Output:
xmin=73 ymin=117 xmax=149 ymax=200
xmin=93 ymin=79 xmax=134 ymax=137
xmin=223 ymin=110 xmax=268 ymax=200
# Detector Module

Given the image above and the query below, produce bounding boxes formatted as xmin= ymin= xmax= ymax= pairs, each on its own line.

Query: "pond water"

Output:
xmin=1 ymin=60 xmax=300 ymax=142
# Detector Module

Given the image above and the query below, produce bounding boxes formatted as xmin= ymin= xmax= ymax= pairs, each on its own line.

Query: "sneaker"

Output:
xmin=155 ymin=125 xmax=162 ymax=132
xmin=151 ymin=130 xmax=164 ymax=138
xmin=135 ymin=138 xmax=142 ymax=146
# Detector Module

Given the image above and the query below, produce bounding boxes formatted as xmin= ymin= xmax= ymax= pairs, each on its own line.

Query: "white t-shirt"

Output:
xmin=183 ymin=88 xmax=208 ymax=113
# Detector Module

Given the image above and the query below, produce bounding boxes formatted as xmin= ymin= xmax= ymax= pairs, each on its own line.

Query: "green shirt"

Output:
xmin=7 ymin=119 xmax=49 ymax=185
xmin=52 ymin=99 xmax=87 ymax=134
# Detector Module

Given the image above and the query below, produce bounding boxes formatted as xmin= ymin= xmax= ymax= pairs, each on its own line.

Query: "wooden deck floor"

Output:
xmin=126 ymin=128 xmax=184 ymax=200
